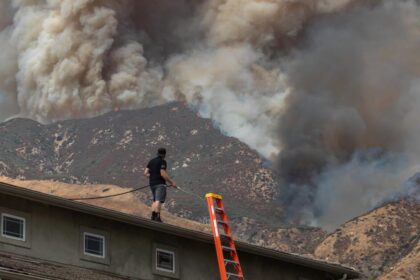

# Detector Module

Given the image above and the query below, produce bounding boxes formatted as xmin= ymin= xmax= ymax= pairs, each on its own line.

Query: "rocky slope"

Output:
xmin=314 ymin=199 xmax=420 ymax=278
xmin=378 ymin=239 xmax=419 ymax=280
xmin=231 ymin=217 xmax=326 ymax=255
xmin=0 ymin=102 xmax=280 ymax=225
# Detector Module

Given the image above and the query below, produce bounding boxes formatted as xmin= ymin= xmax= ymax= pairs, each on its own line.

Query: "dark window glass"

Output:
xmin=2 ymin=215 xmax=24 ymax=240
xmin=157 ymin=250 xmax=174 ymax=272
xmin=84 ymin=234 xmax=104 ymax=257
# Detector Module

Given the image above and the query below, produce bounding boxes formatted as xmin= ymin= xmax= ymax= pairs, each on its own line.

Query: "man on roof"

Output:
xmin=144 ymin=147 xmax=177 ymax=222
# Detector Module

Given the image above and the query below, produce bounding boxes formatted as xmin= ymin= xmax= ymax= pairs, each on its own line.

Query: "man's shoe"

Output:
xmin=155 ymin=213 xmax=163 ymax=223
xmin=151 ymin=211 xmax=157 ymax=221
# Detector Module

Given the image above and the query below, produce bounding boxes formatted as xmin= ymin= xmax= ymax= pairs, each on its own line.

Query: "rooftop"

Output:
xmin=0 ymin=180 xmax=360 ymax=279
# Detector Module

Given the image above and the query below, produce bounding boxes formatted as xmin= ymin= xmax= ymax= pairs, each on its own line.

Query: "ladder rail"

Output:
xmin=206 ymin=193 xmax=244 ymax=280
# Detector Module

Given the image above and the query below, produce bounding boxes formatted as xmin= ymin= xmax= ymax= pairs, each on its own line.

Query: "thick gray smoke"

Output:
xmin=277 ymin=0 xmax=420 ymax=229
xmin=0 ymin=0 xmax=418 ymax=229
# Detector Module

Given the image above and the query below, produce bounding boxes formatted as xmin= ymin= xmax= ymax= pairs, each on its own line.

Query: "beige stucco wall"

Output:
xmin=0 ymin=193 xmax=339 ymax=280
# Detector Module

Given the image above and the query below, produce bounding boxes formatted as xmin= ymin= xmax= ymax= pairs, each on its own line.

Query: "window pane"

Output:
xmin=3 ymin=216 xmax=24 ymax=239
xmin=84 ymin=234 xmax=104 ymax=256
xmin=157 ymin=251 xmax=174 ymax=271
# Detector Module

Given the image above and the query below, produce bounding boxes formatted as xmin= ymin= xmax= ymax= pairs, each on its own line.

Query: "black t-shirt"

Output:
xmin=147 ymin=156 xmax=167 ymax=186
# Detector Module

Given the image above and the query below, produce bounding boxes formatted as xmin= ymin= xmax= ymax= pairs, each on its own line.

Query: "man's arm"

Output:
xmin=160 ymin=169 xmax=176 ymax=188
xmin=144 ymin=168 xmax=150 ymax=177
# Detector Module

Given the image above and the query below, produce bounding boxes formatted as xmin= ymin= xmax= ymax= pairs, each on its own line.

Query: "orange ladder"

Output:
xmin=206 ymin=193 xmax=245 ymax=280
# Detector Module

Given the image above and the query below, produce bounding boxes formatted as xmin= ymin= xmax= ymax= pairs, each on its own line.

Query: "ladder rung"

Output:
xmin=222 ymin=246 xmax=236 ymax=251
xmin=215 ymin=207 xmax=224 ymax=212
xmin=224 ymin=259 xmax=239 ymax=265
xmin=226 ymin=272 xmax=243 ymax=279
xmin=220 ymin=233 xmax=232 ymax=239
xmin=217 ymin=219 xmax=228 ymax=225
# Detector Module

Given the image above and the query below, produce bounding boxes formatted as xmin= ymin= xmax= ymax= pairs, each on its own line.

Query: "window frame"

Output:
xmin=79 ymin=226 xmax=110 ymax=265
xmin=152 ymin=243 xmax=179 ymax=279
xmin=1 ymin=213 xmax=26 ymax=241
xmin=0 ymin=208 xmax=31 ymax=249
xmin=83 ymin=232 xmax=106 ymax=259
xmin=156 ymin=248 xmax=176 ymax=273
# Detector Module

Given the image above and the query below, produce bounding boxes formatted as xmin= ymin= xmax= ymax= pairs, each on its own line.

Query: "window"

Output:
xmin=83 ymin=232 xmax=105 ymax=258
xmin=79 ymin=227 xmax=109 ymax=265
xmin=0 ymin=209 xmax=30 ymax=248
xmin=152 ymin=244 xmax=179 ymax=278
xmin=1 ymin=213 xmax=25 ymax=241
xmin=156 ymin=249 xmax=175 ymax=273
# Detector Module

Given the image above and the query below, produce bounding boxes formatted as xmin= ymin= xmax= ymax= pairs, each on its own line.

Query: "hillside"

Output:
xmin=0 ymin=102 xmax=280 ymax=225
xmin=314 ymin=199 xmax=420 ymax=278
xmin=232 ymin=217 xmax=326 ymax=255
xmin=378 ymin=239 xmax=419 ymax=280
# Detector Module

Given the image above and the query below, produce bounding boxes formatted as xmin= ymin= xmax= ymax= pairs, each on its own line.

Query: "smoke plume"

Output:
xmin=0 ymin=0 xmax=419 ymax=229
xmin=276 ymin=0 xmax=420 ymax=229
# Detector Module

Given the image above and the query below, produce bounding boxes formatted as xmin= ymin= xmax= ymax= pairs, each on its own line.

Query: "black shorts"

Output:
xmin=150 ymin=184 xmax=167 ymax=203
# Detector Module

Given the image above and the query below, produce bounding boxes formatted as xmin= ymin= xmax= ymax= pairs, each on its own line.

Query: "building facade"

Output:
xmin=0 ymin=182 xmax=359 ymax=280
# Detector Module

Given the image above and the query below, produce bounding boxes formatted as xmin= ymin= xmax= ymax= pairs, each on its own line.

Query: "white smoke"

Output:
xmin=1 ymin=0 xmax=163 ymax=123
xmin=165 ymin=45 xmax=287 ymax=157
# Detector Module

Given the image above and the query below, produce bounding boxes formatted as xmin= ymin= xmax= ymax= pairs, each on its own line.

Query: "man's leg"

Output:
xmin=154 ymin=185 xmax=166 ymax=222
xmin=150 ymin=201 xmax=162 ymax=221
xmin=151 ymin=201 xmax=161 ymax=212
xmin=155 ymin=201 xmax=162 ymax=222
xmin=151 ymin=186 xmax=158 ymax=220
xmin=155 ymin=201 xmax=162 ymax=212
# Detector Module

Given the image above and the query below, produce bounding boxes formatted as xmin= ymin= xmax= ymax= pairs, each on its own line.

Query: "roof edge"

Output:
xmin=0 ymin=181 xmax=359 ymax=278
